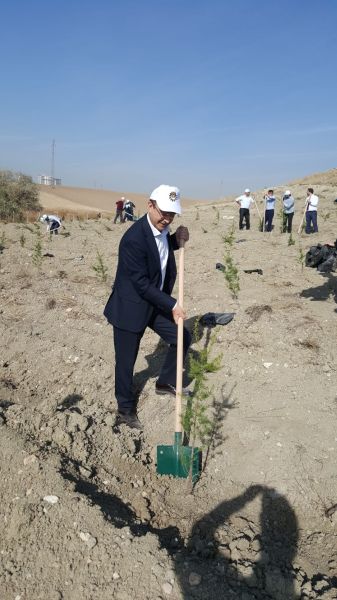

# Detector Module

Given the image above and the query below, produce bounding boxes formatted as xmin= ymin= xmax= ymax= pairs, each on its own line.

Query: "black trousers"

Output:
xmin=264 ymin=209 xmax=274 ymax=232
xmin=239 ymin=208 xmax=250 ymax=230
xmin=283 ymin=213 xmax=294 ymax=233
xmin=113 ymin=311 xmax=191 ymax=412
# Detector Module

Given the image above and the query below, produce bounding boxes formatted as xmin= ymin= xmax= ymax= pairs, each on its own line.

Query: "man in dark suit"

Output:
xmin=104 ymin=184 xmax=191 ymax=430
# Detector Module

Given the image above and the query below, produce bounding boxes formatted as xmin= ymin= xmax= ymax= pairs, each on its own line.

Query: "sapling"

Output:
xmin=32 ymin=232 xmax=43 ymax=268
xmin=223 ymin=225 xmax=240 ymax=299
xmin=279 ymin=207 xmax=286 ymax=233
xmin=297 ymin=244 xmax=305 ymax=271
xmin=92 ymin=250 xmax=108 ymax=282
xmin=182 ymin=322 xmax=222 ymax=486
xmin=0 ymin=231 xmax=6 ymax=253
xmin=19 ymin=232 xmax=26 ymax=247
xmin=212 ymin=206 xmax=220 ymax=225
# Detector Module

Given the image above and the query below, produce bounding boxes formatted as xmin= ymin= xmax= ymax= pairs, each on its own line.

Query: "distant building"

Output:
xmin=38 ymin=175 xmax=62 ymax=186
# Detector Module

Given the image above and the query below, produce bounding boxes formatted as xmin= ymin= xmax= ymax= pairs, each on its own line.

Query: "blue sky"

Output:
xmin=1 ymin=0 xmax=336 ymax=199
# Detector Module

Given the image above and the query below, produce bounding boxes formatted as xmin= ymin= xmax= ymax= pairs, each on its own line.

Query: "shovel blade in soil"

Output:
xmin=156 ymin=443 xmax=201 ymax=483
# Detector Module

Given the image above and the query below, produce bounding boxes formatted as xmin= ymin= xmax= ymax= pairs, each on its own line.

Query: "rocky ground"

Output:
xmin=0 ymin=194 xmax=337 ymax=599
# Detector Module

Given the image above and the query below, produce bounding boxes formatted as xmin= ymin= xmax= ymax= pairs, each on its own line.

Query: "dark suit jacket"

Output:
xmin=104 ymin=215 xmax=179 ymax=332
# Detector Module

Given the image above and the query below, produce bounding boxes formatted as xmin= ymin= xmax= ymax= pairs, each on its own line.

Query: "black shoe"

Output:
xmin=115 ymin=411 xmax=142 ymax=430
xmin=155 ymin=383 xmax=192 ymax=398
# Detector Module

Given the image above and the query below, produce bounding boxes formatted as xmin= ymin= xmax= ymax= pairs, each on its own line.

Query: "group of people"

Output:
xmin=235 ymin=187 xmax=319 ymax=234
xmin=113 ymin=197 xmax=136 ymax=224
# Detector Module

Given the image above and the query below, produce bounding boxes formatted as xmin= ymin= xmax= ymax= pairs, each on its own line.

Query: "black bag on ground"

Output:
xmin=305 ymin=241 xmax=337 ymax=272
xmin=305 ymin=244 xmax=334 ymax=268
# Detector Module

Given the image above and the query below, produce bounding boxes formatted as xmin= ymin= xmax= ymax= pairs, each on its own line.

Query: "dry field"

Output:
xmin=0 ymin=189 xmax=337 ymax=600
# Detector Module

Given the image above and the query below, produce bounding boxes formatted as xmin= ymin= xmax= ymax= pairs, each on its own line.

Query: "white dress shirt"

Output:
xmin=147 ymin=214 xmax=169 ymax=290
xmin=307 ymin=194 xmax=319 ymax=211
xmin=236 ymin=195 xmax=253 ymax=209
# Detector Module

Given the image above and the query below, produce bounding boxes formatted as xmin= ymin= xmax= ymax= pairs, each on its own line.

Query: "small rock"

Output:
xmin=322 ymin=365 xmax=330 ymax=373
xmin=79 ymin=465 xmax=92 ymax=478
xmin=189 ymin=572 xmax=202 ymax=586
xmin=313 ymin=579 xmax=329 ymax=592
xmin=164 ymin=569 xmax=175 ymax=583
xmin=263 ymin=362 xmax=273 ymax=369
xmin=161 ymin=582 xmax=173 ymax=595
xmin=234 ymin=537 xmax=250 ymax=552
xmin=66 ymin=412 xmax=88 ymax=433
xmin=79 ymin=531 xmax=97 ymax=549
xmin=43 ymin=495 xmax=59 ymax=504
xmin=301 ymin=581 xmax=312 ymax=593
xmin=112 ymin=572 xmax=120 ymax=580
xmin=23 ymin=454 xmax=38 ymax=466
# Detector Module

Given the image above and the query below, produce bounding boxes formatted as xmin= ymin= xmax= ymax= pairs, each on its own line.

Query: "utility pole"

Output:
xmin=51 ymin=139 xmax=55 ymax=186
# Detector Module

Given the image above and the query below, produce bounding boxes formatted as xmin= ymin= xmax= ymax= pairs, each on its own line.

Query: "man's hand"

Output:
xmin=175 ymin=225 xmax=189 ymax=247
xmin=172 ymin=303 xmax=186 ymax=324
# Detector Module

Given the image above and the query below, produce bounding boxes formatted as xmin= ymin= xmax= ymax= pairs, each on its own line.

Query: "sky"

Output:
xmin=1 ymin=0 xmax=337 ymax=199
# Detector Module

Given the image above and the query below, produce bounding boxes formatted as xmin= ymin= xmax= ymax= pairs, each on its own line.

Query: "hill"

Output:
xmin=289 ymin=166 xmax=337 ymax=187
xmin=38 ymin=184 xmax=206 ymax=217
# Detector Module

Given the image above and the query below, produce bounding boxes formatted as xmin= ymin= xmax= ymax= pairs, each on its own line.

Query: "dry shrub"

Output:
xmin=46 ymin=298 xmax=57 ymax=309
xmin=245 ymin=304 xmax=272 ymax=322
xmin=44 ymin=208 xmax=113 ymax=221
xmin=290 ymin=315 xmax=320 ymax=330
xmin=295 ymin=338 xmax=320 ymax=351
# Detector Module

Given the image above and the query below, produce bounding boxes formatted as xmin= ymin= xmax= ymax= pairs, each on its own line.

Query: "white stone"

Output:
xmin=43 ymin=495 xmax=59 ymax=504
xmin=263 ymin=362 xmax=273 ymax=369
xmin=79 ymin=531 xmax=97 ymax=549
xmin=161 ymin=582 xmax=173 ymax=595
xmin=23 ymin=454 xmax=38 ymax=466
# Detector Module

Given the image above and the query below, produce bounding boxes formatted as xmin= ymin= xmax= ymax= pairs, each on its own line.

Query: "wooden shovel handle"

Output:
xmin=175 ymin=243 xmax=184 ymax=433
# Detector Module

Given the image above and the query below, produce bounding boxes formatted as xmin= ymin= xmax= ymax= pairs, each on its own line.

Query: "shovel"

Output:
xmin=156 ymin=242 xmax=201 ymax=483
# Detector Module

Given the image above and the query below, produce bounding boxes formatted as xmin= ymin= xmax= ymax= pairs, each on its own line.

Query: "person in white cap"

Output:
xmin=40 ymin=214 xmax=62 ymax=234
xmin=104 ymin=184 xmax=191 ymax=430
xmin=282 ymin=191 xmax=295 ymax=233
xmin=235 ymin=189 xmax=254 ymax=230
xmin=114 ymin=197 xmax=125 ymax=224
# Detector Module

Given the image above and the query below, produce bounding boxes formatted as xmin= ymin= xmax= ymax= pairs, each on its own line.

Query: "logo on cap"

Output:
xmin=169 ymin=191 xmax=177 ymax=201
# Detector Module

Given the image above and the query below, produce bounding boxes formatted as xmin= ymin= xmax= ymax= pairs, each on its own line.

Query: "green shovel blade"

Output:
xmin=157 ymin=433 xmax=202 ymax=483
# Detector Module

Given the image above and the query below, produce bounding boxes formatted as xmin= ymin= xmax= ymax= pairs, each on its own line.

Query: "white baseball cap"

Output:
xmin=244 ymin=188 xmax=250 ymax=193
xmin=285 ymin=190 xmax=291 ymax=196
xmin=150 ymin=184 xmax=181 ymax=215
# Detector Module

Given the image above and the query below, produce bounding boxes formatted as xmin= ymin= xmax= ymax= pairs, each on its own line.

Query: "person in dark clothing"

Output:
xmin=114 ymin=198 xmax=125 ymax=223
xmin=282 ymin=191 xmax=295 ymax=233
xmin=122 ymin=199 xmax=136 ymax=222
xmin=264 ymin=189 xmax=276 ymax=232
xmin=104 ymin=184 xmax=191 ymax=430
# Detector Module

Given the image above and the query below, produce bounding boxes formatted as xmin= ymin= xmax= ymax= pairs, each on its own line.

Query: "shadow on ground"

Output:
xmin=60 ymin=458 xmax=333 ymax=599
xmin=300 ymin=272 xmax=337 ymax=304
